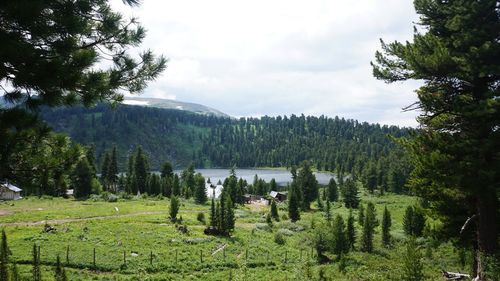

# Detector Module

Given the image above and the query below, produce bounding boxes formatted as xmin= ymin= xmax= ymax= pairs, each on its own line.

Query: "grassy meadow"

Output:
xmin=0 ymin=190 xmax=465 ymax=280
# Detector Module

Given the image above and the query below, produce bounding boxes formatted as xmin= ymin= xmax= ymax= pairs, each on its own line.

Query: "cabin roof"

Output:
xmin=1 ymin=183 xmax=22 ymax=192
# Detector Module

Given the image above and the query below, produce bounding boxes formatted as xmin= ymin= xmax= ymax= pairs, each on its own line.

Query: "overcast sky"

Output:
xmin=112 ymin=0 xmax=421 ymax=127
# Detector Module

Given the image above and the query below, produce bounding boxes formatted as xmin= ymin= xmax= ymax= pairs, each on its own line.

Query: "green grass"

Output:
xmin=0 ymin=192 xmax=464 ymax=280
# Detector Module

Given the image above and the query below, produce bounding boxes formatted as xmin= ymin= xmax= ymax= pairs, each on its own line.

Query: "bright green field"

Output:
xmin=0 ymin=190 xmax=464 ymax=280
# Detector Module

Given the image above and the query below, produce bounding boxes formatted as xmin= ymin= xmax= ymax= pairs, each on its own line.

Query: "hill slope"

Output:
xmin=41 ymin=104 xmax=411 ymax=191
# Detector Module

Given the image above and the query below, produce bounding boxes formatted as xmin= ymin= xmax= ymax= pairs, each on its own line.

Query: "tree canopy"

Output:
xmin=372 ymin=1 xmax=499 ymax=278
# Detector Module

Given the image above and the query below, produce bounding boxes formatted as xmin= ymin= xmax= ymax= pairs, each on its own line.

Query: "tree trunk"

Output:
xmin=475 ymin=192 xmax=498 ymax=280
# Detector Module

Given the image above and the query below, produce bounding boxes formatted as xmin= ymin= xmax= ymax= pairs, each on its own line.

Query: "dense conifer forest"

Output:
xmin=41 ymin=104 xmax=412 ymax=193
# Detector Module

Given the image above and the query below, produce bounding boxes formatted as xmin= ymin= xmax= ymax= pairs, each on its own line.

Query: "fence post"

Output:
xmin=245 ymin=249 xmax=248 ymax=262
xmin=37 ymin=245 xmax=41 ymax=261
xmin=150 ymin=250 xmax=153 ymax=266
xmin=175 ymin=249 xmax=178 ymax=265
xmin=123 ymin=251 xmax=126 ymax=265
xmin=200 ymin=249 xmax=203 ymax=263
xmin=66 ymin=245 xmax=70 ymax=265
xmin=93 ymin=248 xmax=96 ymax=269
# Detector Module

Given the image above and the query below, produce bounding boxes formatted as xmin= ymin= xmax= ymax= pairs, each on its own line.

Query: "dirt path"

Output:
xmin=0 ymin=211 xmax=167 ymax=227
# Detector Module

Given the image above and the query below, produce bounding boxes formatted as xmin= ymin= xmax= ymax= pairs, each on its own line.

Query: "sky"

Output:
xmin=112 ymin=0 xmax=421 ymax=127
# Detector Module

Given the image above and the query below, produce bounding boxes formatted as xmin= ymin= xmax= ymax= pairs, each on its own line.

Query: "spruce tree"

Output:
xmin=401 ymin=238 xmax=424 ymax=281
xmin=194 ymin=173 xmax=207 ymax=204
xmin=134 ymin=147 xmax=149 ymax=194
xmin=74 ymin=158 xmax=93 ymax=198
xmin=0 ymin=230 xmax=8 ymax=281
xmin=288 ymin=185 xmax=301 ymax=222
xmin=270 ymin=200 xmax=279 ymax=221
xmin=324 ymin=200 xmax=332 ymax=224
xmin=169 ymin=196 xmax=180 ymax=222
xmin=327 ymin=178 xmax=338 ymax=202
xmin=342 ymin=179 xmax=360 ymax=209
xmin=358 ymin=204 xmax=365 ymax=225
xmin=223 ymin=194 xmax=235 ymax=235
xmin=347 ymin=209 xmax=356 ymax=250
xmin=32 ymin=244 xmax=41 ymax=281
xmin=209 ymin=196 xmax=216 ymax=228
xmin=107 ymin=146 xmax=119 ymax=192
xmin=54 ymin=255 xmax=67 ymax=281
xmin=296 ymin=161 xmax=318 ymax=210
xmin=373 ymin=0 xmax=499 ymax=277
xmin=381 ymin=206 xmax=392 ymax=247
xmin=10 ymin=263 xmax=19 ymax=281
xmin=86 ymin=145 xmax=97 ymax=176
xmin=332 ymin=215 xmax=349 ymax=258
xmin=160 ymin=162 xmax=174 ymax=179
xmin=100 ymin=152 xmax=110 ymax=189
xmin=361 ymin=202 xmax=377 ymax=252
xmin=172 ymin=174 xmax=181 ymax=196
xmin=403 ymin=206 xmax=425 ymax=237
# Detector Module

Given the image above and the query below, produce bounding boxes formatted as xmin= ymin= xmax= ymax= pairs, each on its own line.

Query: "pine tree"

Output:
xmin=324 ymin=200 xmax=332 ymax=224
xmin=381 ymin=206 xmax=392 ymax=247
xmin=296 ymin=161 xmax=318 ymax=210
xmin=160 ymin=162 xmax=174 ymax=179
xmin=209 ymin=196 xmax=216 ymax=228
xmin=100 ymin=152 xmax=110 ymax=190
xmin=332 ymin=215 xmax=349 ymax=258
xmin=358 ymin=204 xmax=365 ymax=226
xmin=107 ymin=146 xmax=119 ymax=192
xmin=32 ymin=244 xmax=41 ymax=281
xmin=223 ymin=194 xmax=235 ymax=235
xmin=86 ymin=145 xmax=97 ymax=176
xmin=172 ymin=174 xmax=181 ymax=196
xmin=403 ymin=206 xmax=426 ymax=237
xmin=342 ymin=179 xmax=360 ymax=209
xmin=361 ymin=202 xmax=377 ymax=252
xmin=270 ymin=200 xmax=279 ymax=221
xmin=10 ymin=263 xmax=19 ymax=281
xmin=316 ymin=195 xmax=324 ymax=211
xmin=327 ymin=178 xmax=338 ymax=202
xmin=288 ymin=184 xmax=301 ymax=222
xmin=373 ymin=1 xmax=499 ymax=277
xmin=169 ymin=196 xmax=180 ymax=222
xmin=0 ymin=230 xmax=9 ymax=281
xmin=194 ymin=173 xmax=207 ymax=204
xmin=401 ymin=238 xmax=424 ymax=281
xmin=134 ymin=147 xmax=149 ymax=194
xmin=74 ymin=158 xmax=93 ymax=198
xmin=54 ymin=255 xmax=67 ymax=281
xmin=363 ymin=164 xmax=378 ymax=194
xmin=347 ymin=209 xmax=356 ymax=250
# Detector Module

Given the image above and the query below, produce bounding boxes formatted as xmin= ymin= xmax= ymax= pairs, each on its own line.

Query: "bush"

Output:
xmin=255 ymin=223 xmax=272 ymax=232
xmin=101 ymin=192 xmax=118 ymax=202
xmin=197 ymin=212 xmax=206 ymax=224
xmin=276 ymin=229 xmax=294 ymax=236
xmin=117 ymin=192 xmax=132 ymax=200
xmin=274 ymin=232 xmax=286 ymax=245
xmin=277 ymin=221 xmax=305 ymax=232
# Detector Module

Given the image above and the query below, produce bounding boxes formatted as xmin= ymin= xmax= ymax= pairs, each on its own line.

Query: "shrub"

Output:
xmin=276 ymin=229 xmax=294 ymax=237
xmin=255 ymin=223 xmax=272 ymax=232
xmin=274 ymin=232 xmax=286 ymax=245
xmin=197 ymin=212 xmax=206 ymax=224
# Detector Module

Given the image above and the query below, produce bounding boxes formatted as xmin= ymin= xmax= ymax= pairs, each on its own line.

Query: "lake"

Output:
xmin=173 ymin=168 xmax=335 ymax=186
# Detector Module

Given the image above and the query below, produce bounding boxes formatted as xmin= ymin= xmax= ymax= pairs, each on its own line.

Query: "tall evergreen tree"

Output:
xmin=347 ymin=209 xmax=356 ymax=250
xmin=32 ymin=244 xmax=41 ymax=281
xmin=223 ymin=193 xmax=235 ymax=235
xmin=372 ymin=0 xmax=499 ymax=278
xmin=134 ymin=147 xmax=149 ymax=193
xmin=194 ymin=173 xmax=207 ymax=204
xmin=403 ymin=206 xmax=425 ymax=237
xmin=169 ymin=196 xmax=180 ymax=222
xmin=288 ymin=184 xmax=301 ymax=222
xmin=74 ymin=158 xmax=93 ymax=198
xmin=86 ymin=145 xmax=97 ymax=176
xmin=209 ymin=196 xmax=216 ymax=228
xmin=107 ymin=146 xmax=119 ymax=192
xmin=361 ymin=202 xmax=377 ymax=252
xmin=332 ymin=215 xmax=349 ymax=258
xmin=10 ymin=263 xmax=19 ymax=281
xmin=342 ymin=179 xmax=360 ymax=209
xmin=100 ymin=152 xmax=110 ymax=189
xmin=324 ymin=200 xmax=332 ymax=224
xmin=172 ymin=174 xmax=181 ymax=196
xmin=0 ymin=230 xmax=8 ymax=281
xmin=401 ymin=238 xmax=424 ymax=281
xmin=363 ymin=164 xmax=378 ymax=194
xmin=180 ymin=163 xmax=195 ymax=199
xmin=358 ymin=203 xmax=365 ymax=225
xmin=160 ymin=162 xmax=174 ymax=179
xmin=270 ymin=200 xmax=279 ymax=221
xmin=381 ymin=206 xmax=392 ymax=247
xmin=54 ymin=255 xmax=67 ymax=281
xmin=327 ymin=178 xmax=338 ymax=202
xmin=296 ymin=161 xmax=318 ymax=210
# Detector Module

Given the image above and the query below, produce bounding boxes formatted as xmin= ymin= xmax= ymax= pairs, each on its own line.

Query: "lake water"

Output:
xmin=173 ymin=168 xmax=335 ymax=186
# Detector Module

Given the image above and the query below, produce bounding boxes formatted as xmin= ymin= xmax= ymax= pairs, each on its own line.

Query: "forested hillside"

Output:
xmin=41 ymin=104 xmax=412 ymax=193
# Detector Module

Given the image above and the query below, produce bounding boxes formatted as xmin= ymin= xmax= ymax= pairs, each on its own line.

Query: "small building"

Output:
xmin=244 ymin=194 xmax=265 ymax=204
xmin=0 ymin=183 xmax=22 ymax=200
xmin=206 ymin=183 xmax=223 ymax=199
xmin=269 ymin=191 xmax=287 ymax=202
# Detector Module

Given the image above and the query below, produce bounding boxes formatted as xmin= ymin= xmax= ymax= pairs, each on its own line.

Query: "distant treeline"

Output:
xmin=41 ymin=104 xmax=412 ymax=193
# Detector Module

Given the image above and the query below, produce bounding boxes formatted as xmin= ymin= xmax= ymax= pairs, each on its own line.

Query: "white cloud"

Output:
xmin=112 ymin=0 xmax=421 ymax=126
